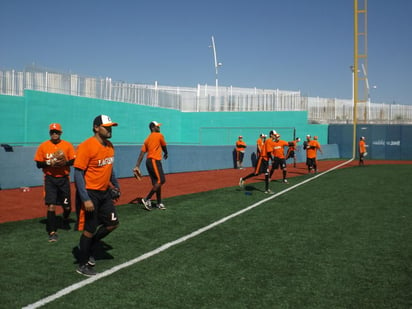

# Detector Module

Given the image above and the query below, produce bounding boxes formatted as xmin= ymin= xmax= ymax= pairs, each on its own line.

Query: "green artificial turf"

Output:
xmin=1 ymin=164 xmax=411 ymax=308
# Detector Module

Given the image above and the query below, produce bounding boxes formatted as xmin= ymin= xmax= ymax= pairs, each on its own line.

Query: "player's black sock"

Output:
xmin=146 ymin=190 xmax=156 ymax=200
xmin=79 ymin=234 xmax=93 ymax=265
xmin=93 ymin=226 xmax=111 ymax=243
xmin=47 ymin=210 xmax=56 ymax=234
xmin=156 ymin=189 xmax=162 ymax=205
xmin=63 ymin=207 xmax=71 ymax=220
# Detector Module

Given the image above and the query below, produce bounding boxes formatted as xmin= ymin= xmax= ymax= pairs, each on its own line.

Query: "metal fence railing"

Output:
xmin=1 ymin=66 xmax=411 ymax=124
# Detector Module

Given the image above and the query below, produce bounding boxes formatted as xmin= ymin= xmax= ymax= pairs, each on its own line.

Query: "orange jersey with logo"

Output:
xmin=74 ymin=137 xmax=115 ymax=190
xmin=141 ymin=132 xmax=167 ymax=160
xmin=306 ymin=140 xmax=321 ymax=159
xmin=34 ymin=140 xmax=75 ymax=177
xmin=359 ymin=140 xmax=366 ymax=153
xmin=272 ymin=140 xmax=289 ymax=159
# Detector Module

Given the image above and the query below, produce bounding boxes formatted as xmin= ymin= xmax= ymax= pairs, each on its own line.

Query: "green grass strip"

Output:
xmin=1 ymin=163 xmax=411 ymax=308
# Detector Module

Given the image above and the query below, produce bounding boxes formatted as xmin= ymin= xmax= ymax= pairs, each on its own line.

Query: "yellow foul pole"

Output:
xmin=353 ymin=0 xmax=359 ymax=159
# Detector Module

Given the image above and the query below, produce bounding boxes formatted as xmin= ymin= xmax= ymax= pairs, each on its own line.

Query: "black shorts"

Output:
xmin=286 ymin=150 xmax=295 ymax=159
xmin=79 ymin=189 xmax=119 ymax=233
xmin=146 ymin=158 xmax=166 ymax=185
xmin=306 ymin=158 xmax=316 ymax=167
xmin=236 ymin=151 xmax=245 ymax=162
xmin=271 ymin=157 xmax=286 ymax=170
xmin=255 ymin=157 xmax=269 ymax=174
xmin=44 ymin=175 xmax=71 ymax=207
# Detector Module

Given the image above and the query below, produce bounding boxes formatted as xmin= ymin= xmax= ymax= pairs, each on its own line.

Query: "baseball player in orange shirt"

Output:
xmin=239 ymin=130 xmax=276 ymax=194
xmin=306 ymin=135 xmax=323 ymax=173
xmin=359 ymin=136 xmax=367 ymax=166
xmin=269 ymin=133 xmax=294 ymax=183
xmin=235 ymin=136 xmax=247 ymax=169
xmin=134 ymin=121 xmax=168 ymax=210
xmin=34 ymin=123 xmax=76 ymax=242
xmin=74 ymin=115 xmax=120 ymax=276
xmin=256 ymin=133 xmax=266 ymax=158
xmin=286 ymin=137 xmax=301 ymax=167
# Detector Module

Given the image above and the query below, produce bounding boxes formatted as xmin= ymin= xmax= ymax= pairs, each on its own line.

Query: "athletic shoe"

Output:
xmin=157 ymin=203 xmax=166 ymax=210
xmin=48 ymin=232 xmax=58 ymax=242
xmin=87 ymin=256 xmax=96 ymax=267
xmin=264 ymin=189 xmax=274 ymax=194
xmin=282 ymin=179 xmax=288 ymax=183
xmin=141 ymin=198 xmax=152 ymax=211
xmin=239 ymin=178 xmax=245 ymax=188
xmin=76 ymin=264 xmax=97 ymax=277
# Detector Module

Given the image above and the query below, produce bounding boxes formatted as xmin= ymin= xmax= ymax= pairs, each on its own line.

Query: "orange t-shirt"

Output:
xmin=141 ymin=132 xmax=167 ymax=160
xmin=272 ymin=140 xmax=289 ymax=159
xmin=306 ymin=140 xmax=321 ymax=159
xmin=74 ymin=137 xmax=115 ymax=191
xmin=236 ymin=140 xmax=247 ymax=153
xmin=256 ymin=138 xmax=265 ymax=155
xmin=34 ymin=139 xmax=75 ymax=177
xmin=262 ymin=138 xmax=275 ymax=161
xmin=359 ymin=140 xmax=366 ymax=153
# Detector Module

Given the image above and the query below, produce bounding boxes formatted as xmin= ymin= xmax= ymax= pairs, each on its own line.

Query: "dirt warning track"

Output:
xmin=1 ymin=160 xmax=409 ymax=223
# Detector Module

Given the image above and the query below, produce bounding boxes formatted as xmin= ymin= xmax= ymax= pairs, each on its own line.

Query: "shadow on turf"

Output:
xmin=239 ymin=185 xmax=266 ymax=193
xmin=71 ymin=240 xmax=114 ymax=265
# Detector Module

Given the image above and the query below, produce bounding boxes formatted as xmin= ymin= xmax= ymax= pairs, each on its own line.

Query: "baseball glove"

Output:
xmin=132 ymin=167 xmax=142 ymax=181
xmin=110 ymin=187 xmax=121 ymax=201
xmin=51 ymin=149 xmax=67 ymax=167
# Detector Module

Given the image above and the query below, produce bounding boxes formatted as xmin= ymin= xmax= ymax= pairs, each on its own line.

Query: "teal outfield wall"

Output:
xmin=0 ymin=144 xmax=339 ymax=190
xmin=328 ymin=124 xmax=412 ymax=160
xmin=0 ymin=90 xmax=328 ymax=146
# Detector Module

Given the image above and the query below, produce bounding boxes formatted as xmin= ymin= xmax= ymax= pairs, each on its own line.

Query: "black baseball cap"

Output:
xmin=93 ymin=115 xmax=118 ymax=127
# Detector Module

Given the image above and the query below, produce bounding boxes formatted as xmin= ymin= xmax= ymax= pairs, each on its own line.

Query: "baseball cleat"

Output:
xmin=141 ymin=198 xmax=152 ymax=211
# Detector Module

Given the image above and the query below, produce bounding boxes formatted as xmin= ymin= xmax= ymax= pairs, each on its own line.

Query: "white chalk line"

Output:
xmin=23 ymin=159 xmax=353 ymax=309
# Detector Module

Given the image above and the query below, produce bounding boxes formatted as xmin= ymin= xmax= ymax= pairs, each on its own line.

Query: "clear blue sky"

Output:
xmin=1 ymin=0 xmax=411 ymax=104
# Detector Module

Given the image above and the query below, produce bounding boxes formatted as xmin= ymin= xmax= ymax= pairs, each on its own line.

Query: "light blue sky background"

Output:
xmin=1 ymin=0 xmax=411 ymax=104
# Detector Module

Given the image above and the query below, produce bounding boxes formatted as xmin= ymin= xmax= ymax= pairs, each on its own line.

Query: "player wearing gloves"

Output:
xmin=134 ymin=121 xmax=168 ymax=210
xmin=74 ymin=115 xmax=120 ymax=277
xmin=34 ymin=123 xmax=76 ymax=242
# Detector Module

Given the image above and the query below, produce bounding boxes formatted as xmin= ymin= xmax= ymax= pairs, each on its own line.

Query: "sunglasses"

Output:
xmin=50 ymin=130 xmax=62 ymax=135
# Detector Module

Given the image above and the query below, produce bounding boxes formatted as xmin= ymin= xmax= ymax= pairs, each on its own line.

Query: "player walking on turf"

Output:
xmin=34 ymin=123 xmax=76 ymax=242
xmin=74 ymin=115 xmax=120 ymax=276
xmin=239 ymin=130 xmax=276 ymax=194
xmin=269 ymin=133 xmax=293 ymax=183
xmin=306 ymin=135 xmax=323 ymax=173
xmin=358 ymin=136 xmax=367 ymax=166
xmin=134 ymin=121 xmax=168 ymax=210
xmin=235 ymin=136 xmax=247 ymax=169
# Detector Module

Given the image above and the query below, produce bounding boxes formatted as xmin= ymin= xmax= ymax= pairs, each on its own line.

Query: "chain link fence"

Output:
xmin=1 ymin=66 xmax=411 ymax=124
